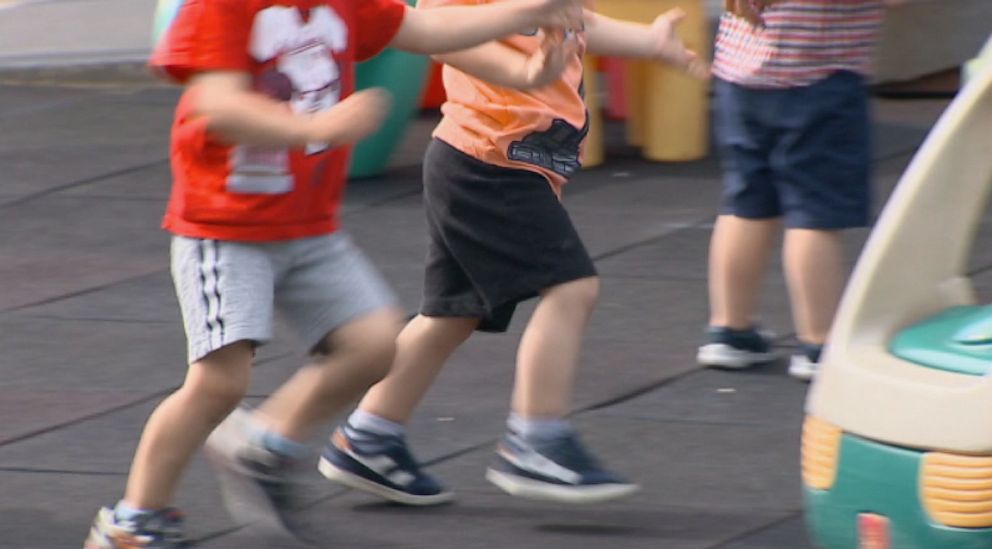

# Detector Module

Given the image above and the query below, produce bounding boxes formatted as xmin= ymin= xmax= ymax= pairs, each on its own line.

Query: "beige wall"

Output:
xmin=874 ymin=0 xmax=992 ymax=83
xmin=701 ymin=0 xmax=991 ymax=83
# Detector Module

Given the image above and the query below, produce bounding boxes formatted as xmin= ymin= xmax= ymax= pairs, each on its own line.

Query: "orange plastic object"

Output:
xmin=801 ymin=416 xmax=843 ymax=491
xmin=921 ymin=452 xmax=992 ymax=528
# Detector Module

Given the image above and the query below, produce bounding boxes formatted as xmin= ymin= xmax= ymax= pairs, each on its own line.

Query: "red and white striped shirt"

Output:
xmin=713 ymin=0 xmax=885 ymax=88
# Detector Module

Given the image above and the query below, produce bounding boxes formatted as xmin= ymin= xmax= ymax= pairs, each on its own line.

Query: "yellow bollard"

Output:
xmin=584 ymin=0 xmax=710 ymax=164
xmin=582 ymin=54 xmax=605 ymax=168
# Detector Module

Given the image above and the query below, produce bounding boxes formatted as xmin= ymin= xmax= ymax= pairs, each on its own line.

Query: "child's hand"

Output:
xmin=305 ymin=88 xmax=392 ymax=146
xmin=520 ymin=29 xmax=579 ymax=89
xmin=648 ymin=9 xmax=710 ymax=79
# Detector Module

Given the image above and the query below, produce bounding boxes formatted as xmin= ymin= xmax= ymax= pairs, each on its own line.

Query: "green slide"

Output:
xmin=350 ymin=1 xmax=430 ymax=178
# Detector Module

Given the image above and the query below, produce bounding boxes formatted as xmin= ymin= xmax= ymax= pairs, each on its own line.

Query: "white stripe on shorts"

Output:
xmin=197 ymin=240 xmax=225 ymax=350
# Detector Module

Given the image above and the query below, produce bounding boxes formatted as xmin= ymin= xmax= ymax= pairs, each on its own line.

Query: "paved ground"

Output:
xmin=0 ymin=66 xmax=967 ymax=549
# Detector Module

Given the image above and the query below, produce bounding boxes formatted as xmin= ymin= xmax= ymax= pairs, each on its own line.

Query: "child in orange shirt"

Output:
xmin=319 ymin=2 xmax=708 ymax=505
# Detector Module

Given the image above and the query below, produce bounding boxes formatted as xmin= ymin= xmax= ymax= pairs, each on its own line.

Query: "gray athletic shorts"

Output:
xmin=171 ymin=232 xmax=398 ymax=364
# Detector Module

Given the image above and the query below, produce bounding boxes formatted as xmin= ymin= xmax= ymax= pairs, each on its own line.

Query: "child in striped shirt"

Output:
xmin=697 ymin=0 xmax=899 ymax=380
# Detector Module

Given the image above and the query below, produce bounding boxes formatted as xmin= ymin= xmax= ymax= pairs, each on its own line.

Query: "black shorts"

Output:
xmin=420 ymin=139 xmax=597 ymax=332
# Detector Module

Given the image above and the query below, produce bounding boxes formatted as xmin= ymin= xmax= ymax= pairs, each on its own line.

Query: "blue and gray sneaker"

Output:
xmin=318 ymin=425 xmax=454 ymax=506
xmin=697 ymin=326 xmax=775 ymax=369
xmin=204 ymin=408 xmax=310 ymax=541
xmin=485 ymin=430 xmax=639 ymax=504
xmin=83 ymin=506 xmax=187 ymax=548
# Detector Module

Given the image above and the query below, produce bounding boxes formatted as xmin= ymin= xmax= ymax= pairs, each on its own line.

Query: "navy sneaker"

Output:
xmin=484 ymin=431 xmax=639 ymax=504
xmin=84 ymin=506 xmax=187 ymax=549
xmin=204 ymin=407 xmax=311 ymax=541
xmin=318 ymin=425 xmax=454 ymax=506
xmin=697 ymin=326 xmax=775 ymax=369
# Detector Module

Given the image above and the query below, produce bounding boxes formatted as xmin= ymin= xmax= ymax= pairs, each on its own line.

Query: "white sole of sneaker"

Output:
xmin=484 ymin=468 xmax=640 ymax=504
xmin=788 ymin=355 xmax=817 ymax=382
xmin=317 ymin=456 xmax=455 ymax=507
xmin=82 ymin=518 xmax=112 ymax=549
xmin=697 ymin=343 xmax=775 ymax=369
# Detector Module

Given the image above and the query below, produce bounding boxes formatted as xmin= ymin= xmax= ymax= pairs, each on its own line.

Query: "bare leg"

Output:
xmin=783 ymin=228 xmax=846 ymax=346
xmin=122 ymin=341 xmax=254 ymax=510
xmin=512 ymin=276 xmax=599 ymax=419
xmin=486 ymin=276 xmax=639 ymax=503
xmin=255 ymin=308 xmax=405 ymax=441
xmin=357 ymin=314 xmax=479 ymax=425
xmin=707 ymin=215 xmax=780 ymax=329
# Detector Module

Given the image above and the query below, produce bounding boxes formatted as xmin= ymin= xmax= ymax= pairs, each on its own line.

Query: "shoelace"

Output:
xmin=123 ymin=508 xmax=186 ymax=546
xmin=344 ymin=428 xmax=431 ymax=482
xmin=535 ymin=434 xmax=602 ymax=472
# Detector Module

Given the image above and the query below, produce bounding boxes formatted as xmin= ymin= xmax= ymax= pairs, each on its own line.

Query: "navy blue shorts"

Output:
xmin=714 ymin=71 xmax=872 ymax=229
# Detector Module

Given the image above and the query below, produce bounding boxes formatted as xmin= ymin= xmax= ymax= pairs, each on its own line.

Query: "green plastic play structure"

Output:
xmin=350 ymin=6 xmax=430 ymax=178
xmin=152 ymin=0 xmax=429 ymax=179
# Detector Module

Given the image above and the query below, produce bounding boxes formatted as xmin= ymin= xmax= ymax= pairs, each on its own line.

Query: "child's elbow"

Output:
xmin=391 ymin=11 xmax=445 ymax=55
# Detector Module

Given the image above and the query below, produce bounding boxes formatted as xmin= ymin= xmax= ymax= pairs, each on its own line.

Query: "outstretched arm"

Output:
xmin=390 ymin=0 xmax=584 ymax=55
xmin=585 ymin=9 xmax=709 ymax=79
xmin=433 ymin=30 xmax=578 ymax=91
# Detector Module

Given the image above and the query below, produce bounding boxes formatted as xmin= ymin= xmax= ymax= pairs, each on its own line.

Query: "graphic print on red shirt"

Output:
xmin=151 ymin=0 xmax=406 ymax=241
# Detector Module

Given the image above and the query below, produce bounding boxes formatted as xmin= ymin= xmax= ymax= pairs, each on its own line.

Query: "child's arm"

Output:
xmin=433 ymin=30 xmax=577 ymax=91
xmin=390 ymin=0 xmax=584 ymax=55
xmin=189 ymin=71 xmax=391 ymax=148
xmin=584 ymin=9 xmax=709 ymax=79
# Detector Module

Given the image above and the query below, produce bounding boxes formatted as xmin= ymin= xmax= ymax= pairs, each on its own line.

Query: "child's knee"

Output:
xmin=319 ymin=309 xmax=403 ymax=384
xmin=183 ymin=342 xmax=253 ymax=411
xmin=353 ymin=325 xmax=399 ymax=382
xmin=553 ymin=276 xmax=600 ymax=311
xmin=177 ymin=379 xmax=247 ymax=423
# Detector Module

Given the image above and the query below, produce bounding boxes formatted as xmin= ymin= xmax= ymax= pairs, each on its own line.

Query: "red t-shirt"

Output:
xmin=151 ymin=0 xmax=407 ymax=241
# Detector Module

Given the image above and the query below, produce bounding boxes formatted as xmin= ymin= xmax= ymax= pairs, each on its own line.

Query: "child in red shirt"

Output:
xmin=84 ymin=0 xmax=584 ymax=547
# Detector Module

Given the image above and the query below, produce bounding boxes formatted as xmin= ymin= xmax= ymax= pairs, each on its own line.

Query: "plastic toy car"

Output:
xmin=801 ymin=55 xmax=992 ymax=549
